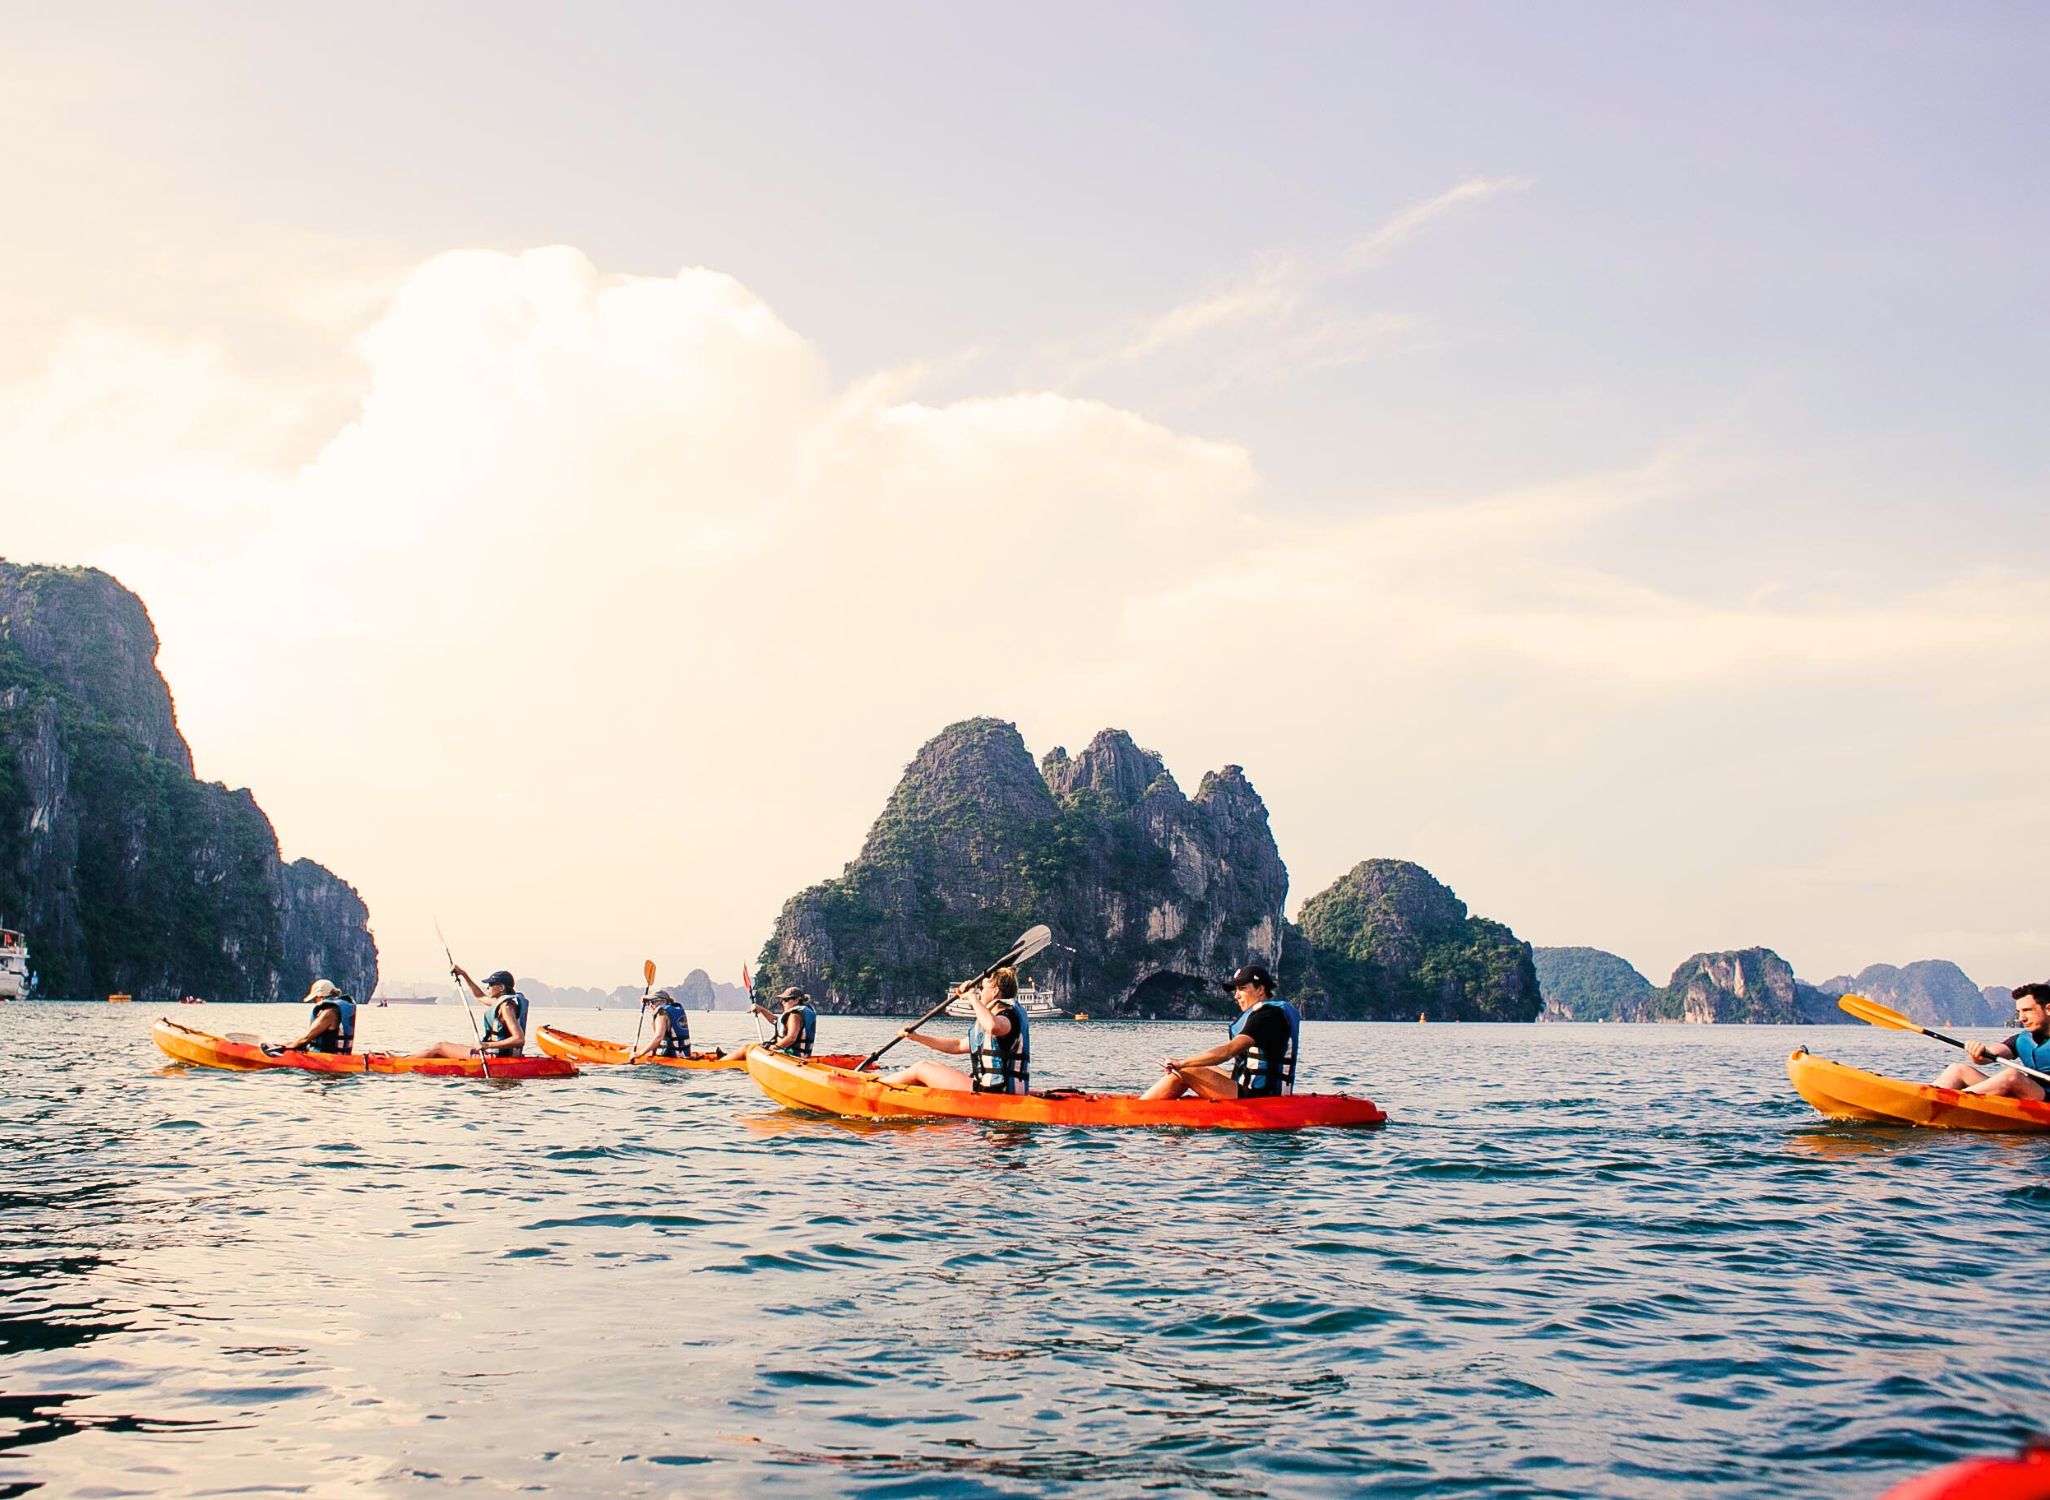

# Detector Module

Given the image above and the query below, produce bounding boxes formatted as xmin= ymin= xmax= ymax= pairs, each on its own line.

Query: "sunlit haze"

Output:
xmin=4 ymin=4 xmax=2045 ymax=991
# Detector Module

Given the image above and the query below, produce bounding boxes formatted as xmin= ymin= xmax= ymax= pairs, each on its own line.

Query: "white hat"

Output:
xmin=303 ymin=979 xmax=340 ymax=1002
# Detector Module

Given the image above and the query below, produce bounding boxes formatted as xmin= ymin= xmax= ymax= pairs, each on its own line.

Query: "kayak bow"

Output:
xmin=1788 ymin=1047 xmax=2050 ymax=1133
xmin=744 ymin=1048 xmax=1386 ymax=1131
xmin=152 ymin=1018 xmax=577 ymax=1079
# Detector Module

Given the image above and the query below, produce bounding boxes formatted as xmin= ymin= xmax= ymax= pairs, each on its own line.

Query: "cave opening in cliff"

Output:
xmin=1125 ymin=970 xmax=1219 ymax=1020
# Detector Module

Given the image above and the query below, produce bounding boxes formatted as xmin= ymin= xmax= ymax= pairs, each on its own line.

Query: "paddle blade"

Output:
xmin=644 ymin=959 xmax=657 ymax=987
xmin=741 ymin=963 xmax=751 ymax=993
xmin=1838 ymin=993 xmax=1921 ymax=1033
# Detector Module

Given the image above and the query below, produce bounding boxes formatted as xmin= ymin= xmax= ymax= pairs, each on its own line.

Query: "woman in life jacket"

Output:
xmin=1141 ymin=962 xmax=1299 ymax=1101
xmin=632 ymin=989 xmax=699 ymax=1061
xmin=271 ymin=978 xmax=356 ymax=1054
xmin=879 ymin=968 xmax=1030 ymax=1094
xmin=406 ymin=966 xmax=530 ymax=1059
xmin=1931 ymin=982 xmax=2050 ymax=1101
xmin=712 ymin=985 xmax=820 ymax=1060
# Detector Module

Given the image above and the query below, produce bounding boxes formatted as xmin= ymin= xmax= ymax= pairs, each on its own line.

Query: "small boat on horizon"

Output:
xmin=0 ymin=924 xmax=28 ymax=1002
xmin=944 ymin=981 xmax=1066 ymax=1020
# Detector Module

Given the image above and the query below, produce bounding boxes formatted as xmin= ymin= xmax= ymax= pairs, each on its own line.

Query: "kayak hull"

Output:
xmin=1875 ymin=1447 xmax=2050 ymax=1500
xmin=152 ymin=1019 xmax=578 ymax=1079
xmin=1788 ymin=1048 xmax=2050 ymax=1133
xmin=534 ymin=1027 xmax=863 ymax=1071
xmin=744 ymin=1048 xmax=1386 ymax=1130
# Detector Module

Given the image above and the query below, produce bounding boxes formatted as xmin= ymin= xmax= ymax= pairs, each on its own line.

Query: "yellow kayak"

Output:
xmin=1787 ymin=1047 xmax=2050 ymax=1133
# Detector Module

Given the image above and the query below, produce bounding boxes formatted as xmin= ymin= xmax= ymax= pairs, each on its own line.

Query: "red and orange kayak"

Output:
xmin=744 ymin=1047 xmax=1386 ymax=1131
xmin=152 ymin=1018 xmax=577 ymax=1079
xmin=534 ymin=1026 xmax=863 ymax=1071
xmin=1876 ymin=1445 xmax=2050 ymax=1499
xmin=1788 ymin=1048 xmax=2050 ymax=1133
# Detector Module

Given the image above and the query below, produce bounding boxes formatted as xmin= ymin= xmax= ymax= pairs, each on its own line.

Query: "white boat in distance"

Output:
xmin=944 ymin=982 xmax=1063 ymax=1020
xmin=0 ymin=925 xmax=29 ymax=1001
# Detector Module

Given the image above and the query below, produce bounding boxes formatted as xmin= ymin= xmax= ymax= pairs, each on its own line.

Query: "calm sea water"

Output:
xmin=1 ymin=1005 xmax=2041 ymax=1499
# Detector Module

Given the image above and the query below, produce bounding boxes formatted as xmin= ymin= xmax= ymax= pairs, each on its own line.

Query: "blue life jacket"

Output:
xmin=776 ymin=1003 xmax=817 ymax=1058
xmin=480 ymin=990 xmax=529 ymax=1054
xmin=1229 ymin=999 xmax=1300 ymax=1098
xmin=306 ymin=995 xmax=355 ymax=1054
xmin=967 ymin=1000 xmax=1030 ymax=1094
xmin=2012 ymin=1029 xmax=2050 ymax=1076
xmin=654 ymin=1000 xmax=692 ymax=1057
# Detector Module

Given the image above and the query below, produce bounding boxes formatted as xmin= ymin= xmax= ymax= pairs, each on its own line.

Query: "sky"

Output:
xmin=3 ymin=2 xmax=2046 ymax=993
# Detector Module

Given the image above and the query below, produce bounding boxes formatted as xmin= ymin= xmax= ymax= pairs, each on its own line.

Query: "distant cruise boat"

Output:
xmin=0 ymin=925 xmax=28 ymax=1001
xmin=944 ymin=982 xmax=1063 ymax=1020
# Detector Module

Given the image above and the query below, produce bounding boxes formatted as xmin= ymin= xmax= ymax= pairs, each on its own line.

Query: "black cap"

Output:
xmin=483 ymin=970 xmax=515 ymax=989
xmin=1223 ymin=963 xmax=1276 ymax=994
xmin=775 ymin=985 xmax=809 ymax=1002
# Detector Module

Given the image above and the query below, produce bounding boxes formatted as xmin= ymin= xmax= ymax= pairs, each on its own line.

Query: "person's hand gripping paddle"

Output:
xmin=1838 ymin=993 xmax=2050 ymax=1085
xmin=857 ymin=924 xmax=1052 ymax=1072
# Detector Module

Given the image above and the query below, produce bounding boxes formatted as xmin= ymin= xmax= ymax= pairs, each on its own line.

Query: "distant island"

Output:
xmin=377 ymin=968 xmax=752 ymax=1010
xmin=1535 ymin=947 xmax=2018 ymax=1027
xmin=752 ymin=718 xmax=1539 ymax=1021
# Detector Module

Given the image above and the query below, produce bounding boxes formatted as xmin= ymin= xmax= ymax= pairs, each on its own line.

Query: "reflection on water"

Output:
xmin=0 ymin=1005 xmax=2042 ymax=1498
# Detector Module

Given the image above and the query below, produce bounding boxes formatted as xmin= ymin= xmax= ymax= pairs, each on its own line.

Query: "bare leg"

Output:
xmin=878 ymin=1060 xmax=975 ymax=1091
xmin=1143 ymin=1064 xmax=1240 ymax=1101
xmin=1964 ymin=1067 xmax=2048 ymax=1101
xmin=1141 ymin=1071 xmax=1190 ymax=1101
xmin=406 ymin=1040 xmax=480 ymax=1060
xmin=1932 ymin=1062 xmax=1990 ymax=1090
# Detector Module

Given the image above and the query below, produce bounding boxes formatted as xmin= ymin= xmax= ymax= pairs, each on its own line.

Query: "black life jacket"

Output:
xmin=1229 ymin=999 xmax=1300 ymax=1097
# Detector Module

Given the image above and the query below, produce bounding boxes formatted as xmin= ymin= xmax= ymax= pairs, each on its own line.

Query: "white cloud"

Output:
xmin=1 ymin=243 xmax=2042 ymax=988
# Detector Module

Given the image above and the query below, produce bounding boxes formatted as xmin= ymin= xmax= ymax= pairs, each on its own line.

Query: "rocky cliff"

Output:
xmin=1638 ymin=947 xmax=1834 ymax=1024
xmin=1533 ymin=946 xmax=1654 ymax=1021
xmin=0 ymin=561 xmax=377 ymax=1000
xmin=753 ymin=719 xmax=1286 ymax=1016
xmin=1286 ymin=860 xmax=1541 ymax=1021
xmin=1813 ymin=961 xmax=2001 ymax=1028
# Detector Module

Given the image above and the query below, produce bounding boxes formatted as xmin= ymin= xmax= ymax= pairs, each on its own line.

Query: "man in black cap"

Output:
xmin=1141 ymin=962 xmax=1300 ymax=1100
xmin=406 ymin=965 xmax=530 ymax=1059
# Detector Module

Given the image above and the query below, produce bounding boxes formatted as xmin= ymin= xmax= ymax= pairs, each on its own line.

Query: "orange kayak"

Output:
xmin=153 ymin=1018 xmax=578 ymax=1079
xmin=744 ymin=1048 xmax=1386 ymax=1131
xmin=534 ymin=1026 xmax=863 ymax=1070
xmin=1788 ymin=1048 xmax=2050 ymax=1133
xmin=1876 ymin=1446 xmax=2050 ymax=1499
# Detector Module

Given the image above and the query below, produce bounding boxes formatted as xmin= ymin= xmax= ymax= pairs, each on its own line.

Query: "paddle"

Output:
xmin=435 ymin=919 xmax=491 ymax=1081
xmin=857 ymin=924 xmax=1052 ymax=1072
xmin=1837 ymin=994 xmax=2050 ymax=1086
xmin=628 ymin=959 xmax=656 ymax=1062
xmin=743 ymin=964 xmax=767 ymax=1045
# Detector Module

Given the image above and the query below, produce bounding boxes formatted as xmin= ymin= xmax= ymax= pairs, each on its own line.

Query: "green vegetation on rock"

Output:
xmin=1532 ymin=946 xmax=1654 ymax=1021
xmin=0 ymin=560 xmax=377 ymax=1001
xmin=1285 ymin=859 xmax=1540 ymax=1021
xmin=754 ymin=719 xmax=1286 ymax=1016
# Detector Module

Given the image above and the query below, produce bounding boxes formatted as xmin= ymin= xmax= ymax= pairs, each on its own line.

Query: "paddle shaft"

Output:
xmin=858 ymin=924 xmax=1051 ymax=1071
xmin=435 ymin=921 xmax=492 ymax=1080
xmin=630 ymin=959 xmax=656 ymax=1061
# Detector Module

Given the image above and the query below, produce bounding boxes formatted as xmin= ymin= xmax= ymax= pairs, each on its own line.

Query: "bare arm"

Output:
xmin=1165 ymin=1034 xmax=1253 ymax=1071
xmin=485 ymin=997 xmax=523 ymax=1054
xmin=279 ymin=1007 xmax=339 ymax=1051
xmin=899 ymin=1028 xmax=969 ymax=1055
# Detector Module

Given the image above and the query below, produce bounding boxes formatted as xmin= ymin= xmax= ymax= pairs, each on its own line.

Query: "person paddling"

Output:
xmin=878 ymin=968 xmax=1030 ymax=1094
xmin=1142 ymin=963 xmax=1299 ymax=1101
xmin=718 ymin=985 xmax=818 ymax=1060
xmin=407 ymin=966 xmax=529 ymax=1060
xmin=270 ymin=979 xmax=356 ymax=1054
xmin=632 ymin=989 xmax=700 ymax=1061
xmin=1931 ymin=983 xmax=2050 ymax=1101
